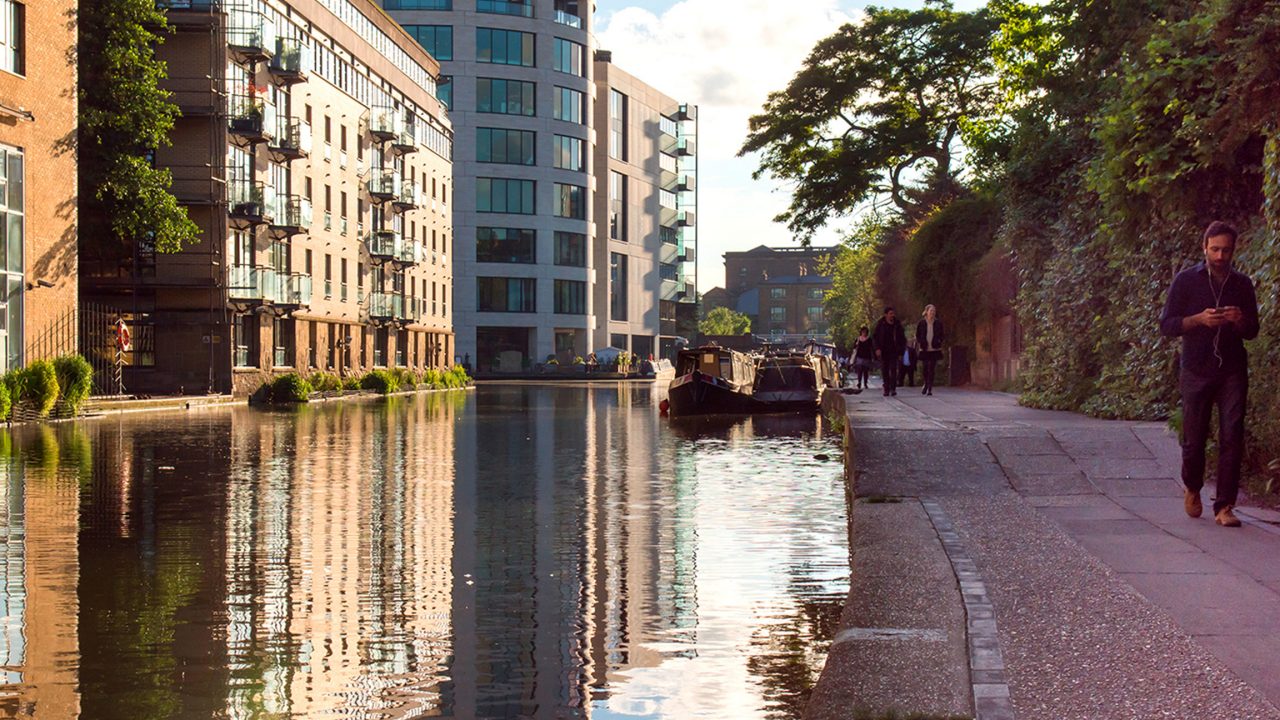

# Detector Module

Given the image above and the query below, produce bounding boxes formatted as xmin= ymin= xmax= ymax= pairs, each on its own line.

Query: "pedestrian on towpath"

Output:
xmin=917 ymin=304 xmax=945 ymax=396
xmin=902 ymin=338 xmax=918 ymax=387
xmin=1159 ymin=220 xmax=1260 ymax=528
xmin=873 ymin=307 xmax=906 ymax=397
xmin=852 ymin=326 xmax=875 ymax=389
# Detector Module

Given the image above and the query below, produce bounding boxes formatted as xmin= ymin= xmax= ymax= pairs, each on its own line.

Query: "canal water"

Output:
xmin=0 ymin=385 xmax=849 ymax=719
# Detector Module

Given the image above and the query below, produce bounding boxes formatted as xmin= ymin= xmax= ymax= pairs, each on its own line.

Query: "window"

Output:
xmin=609 ymin=89 xmax=628 ymax=160
xmin=553 ymin=37 xmax=585 ymax=76
xmin=609 ymin=172 xmax=627 ymax=241
xmin=610 ymin=253 xmax=628 ymax=321
xmin=477 ymin=277 xmax=536 ymax=312
xmin=553 ymin=134 xmax=585 ymax=172
xmin=0 ymin=145 xmax=23 ymax=371
xmin=477 ymin=77 xmax=536 ymax=116
xmin=660 ymin=226 xmax=678 ymax=245
xmin=808 ymin=306 xmax=824 ymax=321
xmin=273 ymin=318 xmax=295 ymax=367
xmin=437 ymin=75 xmax=453 ymax=109
xmin=554 ymin=280 xmax=587 ymax=315
xmin=477 ymin=127 xmax=536 ymax=165
xmin=554 ymin=231 xmax=586 ymax=267
xmin=234 ymin=315 xmax=258 ymax=367
xmin=809 ymin=288 xmax=825 ymax=299
xmin=477 ymin=177 xmax=535 ymax=214
xmin=553 ymin=86 xmax=585 ymax=124
xmin=553 ymin=183 xmax=586 ymax=219
xmin=478 ymin=0 xmax=533 ymax=17
xmin=383 ymin=0 xmax=451 ymax=8
xmin=0 ymin=0 xmax=24 ymax=75
xmin=403 ymin=25 xmax=453 ymax=61
xmin=554 ymin=0 xmax=582 ymax=27
xmin=476 ymin=227 xmax=535 ymax=263
xmin=771 ymin=307 xmax=786 ymax=321
xmin=477 ymin=27 xmax=535 ymax=67
xmin=770 ymin=287 xmax=787 ymax=299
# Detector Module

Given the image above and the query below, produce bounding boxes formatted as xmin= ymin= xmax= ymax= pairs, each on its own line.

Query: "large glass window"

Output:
xmin=553 ymin=183 xmax=586 ymax=219
xmin=478 ymin=0 xmax=533 ymax=17
xmin=477 ymin=178 xmax=535 ymax=214
xmin=554 ymin=231 xmax=586 ymax=267
xmin=610 ymin=89 xmax=628 ymax=160
xmin=403 ymin=25 xmax=453 ymax=61
xmin=553 ymin=134 xmax=585 ymax=172
xmin=0 ymin=146 xmax=22 ymax=372
xmin=477 ymin=27 xmax=535 ymax=67
xmin=659 ymin=225 xmax=678 ymax=245
xmin=477 ymin=77 xmax=535 ymax=116
xmin=476 ymin=227 xmax=536 ymax=263
xmin=383 ymin=0 xmax=451 ymax=8
xmin=554 ymin=0 xmax=582 ymax=27
xmin=770 ymin=287 xmax=786 ymax=299
xmin=553 ymin=86 xmax=585 ymax=124
xmin=771 ymin=307 xmax=786 ymax=322
xmin=610 ymin=253 xmax=628 ymax=321
xmin=477 ymin=277 xmax=536 ymax=312
xmin=437 ymin=75 xmax=452 ymax=109
xmin=0 ymin=0 xmax=24 ymax=75
xmin=477 ymin=128 xmax=536 ymax=165
xmin=553 ymin=37 xmax=585 ymax=76
xmin=554 ymin=280 xmax=587 ymax=315
xmin=609 ymin=171 xmax=627 ymax=241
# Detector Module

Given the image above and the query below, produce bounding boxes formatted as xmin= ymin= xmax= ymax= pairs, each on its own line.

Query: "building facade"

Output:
xmin=592 ymin=52 xmax=696 ymax=362
xmin=718 ymin=245 xmax=836 ymax=340
xmin=0 ymin=0 xmax=79 ymax=373
xmin=81 ymin=0 xmax=453 ymax=395
xmin=379 ymin=0 xmax=696 ymax=373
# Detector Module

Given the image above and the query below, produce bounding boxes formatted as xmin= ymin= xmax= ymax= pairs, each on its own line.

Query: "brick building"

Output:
xmin=81 ymin=0 xmax=454 ymax=395
xmin=713 ymin=244 xmax=836 ymax=340
xmin=0 ymin=0 xmax=79 ymax=372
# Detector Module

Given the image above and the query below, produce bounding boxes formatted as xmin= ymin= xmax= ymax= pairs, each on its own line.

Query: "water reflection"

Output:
xmin=0 ymin=387 xmax=846 ymax=718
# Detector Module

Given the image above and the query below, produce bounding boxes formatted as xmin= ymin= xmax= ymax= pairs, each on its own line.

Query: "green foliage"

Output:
xmin=53 ymin=355 xmax=95 ymax=415
xmin=342 ymin=376 xmax=362 ymax=391
xmin=270 ymin=373 xmax=312 ymax=403
xmin=307 ymin=371 xmax=343 ymax=393
xmin=699 ymin=307 xmax=752 ymax=336
xmin=361 ymin=369 xmax=400 ymax=395
xmin=740 ymin=4 xmax=1002 ymax=237
xmin=80 ymin=0 xmax=199 ymax=254
xmin=0 ymin=380 xmax=9 ymax=422
xmin=18 ymin=361 xmax=61 ymax=418
xmin=824 ymin=225 xmax=885 ymax=349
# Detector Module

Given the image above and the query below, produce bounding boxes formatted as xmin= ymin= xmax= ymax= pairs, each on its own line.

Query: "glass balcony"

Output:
xmin=227 ymin=5 xmax=276 ymax=61
xmin=477 ymin=0 xmax=533 ymax=17
xmin=365 ymin=229 xmax=400 ymax=261
xmin=392 ymin=122 xmax=418 ymax=153
xmin=269 ymin=194 xmax=312 ymax=233
xmin=368 ymin=106 xmax=401 ymax=141
xmin=677 ymin=174 xmax=696 ymax=192
xmin=366 ymin=169 xmax=400 ymax=201
xmin=228 ymin=180 xmax=275 ymax=224
xmin=269 ymin=117 xmax=311 ymax=159
xmin=228 ymin=95 xmax=277 ymax=143
xmin=677 ymin=210 xmax=696 ymax=227
xmin=396 ymin=239 xmax=421 ymax=265
xmin=368 ymin=292 xmax=405 ymax=320
xmin=679 ymin=246 xmax=696 ymax=263
xmin=676 ymin=137 xmax=696 ymax=156
xmin=228 ymin=265 xmax=279 ymax=304
xmin=269 ymin=37 xmax=310 ymax=82
xmin=392 ymin=183 xmax=419 ymax=209
xmin=674 ymin=104 xmax=697 ymax=122
xmin=279 ymin=272 xmax=312 ymax=306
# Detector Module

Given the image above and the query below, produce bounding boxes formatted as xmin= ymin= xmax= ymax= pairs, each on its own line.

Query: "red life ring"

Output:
xmin=115 ymin=320 xmax=132 ymax=352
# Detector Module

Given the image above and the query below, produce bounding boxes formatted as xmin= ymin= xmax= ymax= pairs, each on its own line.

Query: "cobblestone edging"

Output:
xmin=921 ymin=499 xmax=1016 ymax=720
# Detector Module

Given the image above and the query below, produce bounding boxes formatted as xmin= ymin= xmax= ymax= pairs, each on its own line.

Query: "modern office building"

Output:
xmin=0 ymin=0 xmax=79 ymax=373
xmin=80 ymin=0 xmax=454 ymax=395
xmin=380 ymin=0 xmax=697 ymax=373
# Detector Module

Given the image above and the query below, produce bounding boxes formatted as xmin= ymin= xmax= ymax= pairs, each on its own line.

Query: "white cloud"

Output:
xmin=596 ymin=1 xmax=856 ymax=289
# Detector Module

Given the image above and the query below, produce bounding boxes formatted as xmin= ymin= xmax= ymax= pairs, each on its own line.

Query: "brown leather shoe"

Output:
xmin=1215 ymin=506 xmax=1242 ymax=528
xmin=1184 ymin=489 xmax=1203 ymax=518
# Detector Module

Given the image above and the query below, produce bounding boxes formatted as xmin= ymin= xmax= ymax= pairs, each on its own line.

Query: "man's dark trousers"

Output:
xmin=882 ymin=360 xmax=899 ymax=395
xmin=1181 ymin=368 xmax=1247 ymax=513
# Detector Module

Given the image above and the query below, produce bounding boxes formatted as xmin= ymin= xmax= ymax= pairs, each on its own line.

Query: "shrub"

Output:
xmin=308 ymin=371 xmax=343 ymax=392
xmin=342 ymin=375 xmax=361 ymax=391
xmin=270 ymin=373 xmax=313 ymax=403
xmin=390 ymin=367 xmax=417 ymax=389
xmin=361 ymin=369 xmax=399 ymax=395
xmin=53 ymin=355 xmax=94 ymax=415
xmin=423 ymin=368 xmax=442 ymax=388
xmin=0 ymin=380 xmax=9 ymax=422
xmin=445 ymin=365 xmax=471 ymax=388
xmin=21 ymin=360 xmax=60 ymax=417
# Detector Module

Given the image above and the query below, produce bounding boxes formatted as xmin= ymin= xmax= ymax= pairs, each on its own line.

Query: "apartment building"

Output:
xmin=0 ymin=0 xmax=79 ymax=373
xmin=592 ymin=52 xmax=696 ymax=361
xmin=80 ymin=0 xmax=453 ymax=395
xmin=380 ymin=0 xmax=697 ymax=373
xmin=718 ymin=244 xmax=836 ymax=340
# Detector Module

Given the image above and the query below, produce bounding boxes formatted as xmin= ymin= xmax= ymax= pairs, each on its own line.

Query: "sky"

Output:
xmin=593 ymin=0 xmax=987 ymax=290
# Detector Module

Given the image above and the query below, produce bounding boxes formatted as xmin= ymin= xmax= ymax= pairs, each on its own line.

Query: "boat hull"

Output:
xmin=668 ymin=373 xmax=756 ymax=417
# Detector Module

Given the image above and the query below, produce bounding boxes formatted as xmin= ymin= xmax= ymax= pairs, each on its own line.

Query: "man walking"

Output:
xmin=873 ymin=307 xmax=907 ymax=397
xmin=1159 ymin=221 xmax=1260 ymax=527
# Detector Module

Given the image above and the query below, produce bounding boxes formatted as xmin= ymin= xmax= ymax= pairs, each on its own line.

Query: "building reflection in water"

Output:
xmin=0 ymin=386 xmax=844 ymax=719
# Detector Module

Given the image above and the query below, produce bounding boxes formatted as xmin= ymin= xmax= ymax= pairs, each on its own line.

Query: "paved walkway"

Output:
xmin=810 ymin=386 xmax=1280 ymax=719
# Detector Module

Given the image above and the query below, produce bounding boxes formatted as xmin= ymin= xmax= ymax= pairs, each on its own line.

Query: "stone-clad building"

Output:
xmin=81 ymin=0 xmax=454 ymax=395
xmin=0 ymin=0 xmax=79 ymax=372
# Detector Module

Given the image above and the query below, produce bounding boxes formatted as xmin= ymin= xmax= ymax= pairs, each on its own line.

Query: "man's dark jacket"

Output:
xmin=873 ymin=317 xmax=907 ymax=358
xmin=1159 ymin=262 xmax=1259 ymax=376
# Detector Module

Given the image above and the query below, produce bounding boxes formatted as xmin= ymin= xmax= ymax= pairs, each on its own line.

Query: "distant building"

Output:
xmin=0 ymin=0 xmax=79 ymax=371
xmin=81 ymin=0 xmax=454 ymax=395
xmin=719 ymin=244 xmax=836 ymax=340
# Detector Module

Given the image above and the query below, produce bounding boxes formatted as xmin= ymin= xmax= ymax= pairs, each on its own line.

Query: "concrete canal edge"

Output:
xmin=76 ymin=385 xmax=476 ymax=419
xmin=806 ymin=389 xmax=1006 ymax=720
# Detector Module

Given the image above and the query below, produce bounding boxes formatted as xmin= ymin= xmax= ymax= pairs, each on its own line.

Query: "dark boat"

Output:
xmin=751 ymin=344 xmax=841 ymax=413
xmin=667 ymin=345 xmax=757 ymax=417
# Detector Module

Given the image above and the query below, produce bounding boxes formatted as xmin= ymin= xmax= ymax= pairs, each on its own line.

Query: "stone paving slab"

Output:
xmin=1007 ymin=472 xmax=1096 ymax=496
xmin=1119 ymin=572 xmax=1280 ymax=634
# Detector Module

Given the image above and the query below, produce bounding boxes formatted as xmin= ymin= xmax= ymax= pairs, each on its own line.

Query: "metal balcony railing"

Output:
xmin=368 ymin=292 xmax=405 ymax=320
xmin=228 ymin=181 xmax=275 ymax=223
xmin=368 ymin=106 xmax=401 ymax=141
xmin=396 ymin=239 xmax=421 ymax=265
xmin=269 ymin=117 xmax=311 ymax=159
xmin=269 ymin=36 xmax=310 ymax=81
xmin=269 ymin=194 xmax=312 ymax=232
xmin=227 ymin=5 xmax=276 ymax=60
xmin=392 ymin=122 xmax=418 ymax=153
xmin=228 ymin=265 xmax=279 ymax=303
xmin=393 ymin=183 xmax=419 ymax=209
xmin=365 ymin=230 xmax=400 ymax=260
xmin=280 ymin=272 xmax=313 ymax=306
xmin=228 ymin=95 xmax=277 ymax=143
xmin=366 ymin=169 xmax=399 ymax=200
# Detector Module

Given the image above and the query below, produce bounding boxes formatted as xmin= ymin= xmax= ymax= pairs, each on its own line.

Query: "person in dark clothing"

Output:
xmin=916 ymin=304 xmax=946 ymax=395
xmin=852 ymin=326 xmax=875 ymax=389
xmin=901 ymin=340 xmax=918 ymax=387
xmin=1159 ymin=221 xmax=1260 ymax=528
xmin=873 ymin=307 xmax=907 ymax=396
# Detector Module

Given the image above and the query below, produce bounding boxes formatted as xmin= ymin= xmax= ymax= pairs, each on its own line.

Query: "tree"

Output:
xmin=740 ymin=2 xmax=1002 ymax=239
xmin=823 ymin=219 xmax=886 ymax=350
xmin=80 ymin=0 xmax=199 ymax=257
xmin=699 ymin=307 xmax=752 ymax=336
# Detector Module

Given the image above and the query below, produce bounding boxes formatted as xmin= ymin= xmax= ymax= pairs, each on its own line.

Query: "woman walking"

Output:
xmin=916 ymin=305 xmax=945 ymax=395
xmin=852 ymin=326 xmax=875 ymax=389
